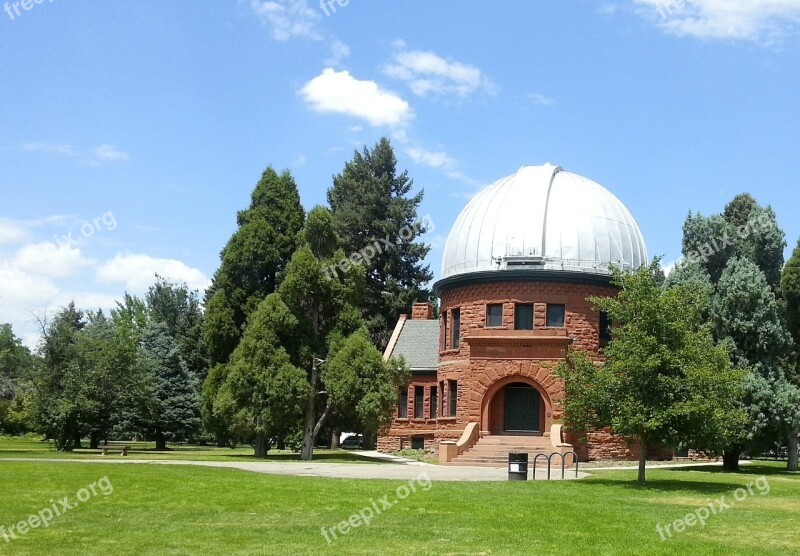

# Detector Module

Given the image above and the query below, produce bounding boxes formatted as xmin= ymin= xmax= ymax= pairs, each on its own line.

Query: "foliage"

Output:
xmin=327 ymin=138 xmax=433 ymax=348
xmin=204 ymin=167 xmax=305 ymax=365
xmin=557 ymin=261 xmax=746 ymax=484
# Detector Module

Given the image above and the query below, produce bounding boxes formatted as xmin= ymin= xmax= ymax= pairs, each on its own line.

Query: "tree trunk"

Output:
xmin=301 ymin=362 xmax=320 ymax=461
xmin=155 ymin=431 xmax=167 ymax=451
xmin=331 ymin=430 xmax=340 ymax=450
xmin=89 ymin=431 xmax=100 ymax=450
xmin=254 ymin=432 xmax=269 ymax=458
xmin=637 ymin=438 xmax=647 ymax=485
xmin=722 ymin=449 xmax=741 ymax=472
xmin=788 ymin=424 xmax=799 ymax=472
xmin=71 ymin=425 xmax=82 ymax=449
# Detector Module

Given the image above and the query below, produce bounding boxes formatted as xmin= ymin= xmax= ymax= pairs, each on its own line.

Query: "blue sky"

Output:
xmin=2 ymin=0 xmax=800 ymax=346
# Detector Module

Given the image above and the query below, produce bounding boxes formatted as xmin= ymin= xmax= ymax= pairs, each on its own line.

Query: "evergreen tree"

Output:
xmin=202 ymin=167 xmax=304 ymax=446
xmin=137 ymin=322 xmax=201 ymax=450
xmin=146 ymin=276 xmax=208 ymax=383
xmin=327 ymin=138 xmax=433 ymax=348
xmin=204 ymin=167 xmax=305 ymax=364
xmin=677 ymin=195 xmax=794 ymax=471
xmin=781 ymin=238 xmax=800 ymax=471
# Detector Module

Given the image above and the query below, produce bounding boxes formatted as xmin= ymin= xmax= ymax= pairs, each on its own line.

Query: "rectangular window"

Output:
xmin=397 ymin=388 xmax=408 ymax=419
xmin=448 ymin=380 xmax=458 ymax=417
xmin=486 ymin=303 xmax=503 ymax=328
xmin=600 ymin=311 xmax=612 ymax=346
xmin=430 ymin=386 xmax=438 ymax=419
xmin=439 ymin=381 xmax=445 ymax=417
xmin=514 ymin=304 xmax=534 ymax=330
xmin=451 ymin=308 xmax=461 ymax=349
xmin=414 ymin=386 xmax=424 ymax=419
xmin=411 ymin=436 xmax=425 ymax=450
xmin=441 ymin=312 xmax=447 ymax=351
xmin=546 ymin=304 xmax=566 ymax=327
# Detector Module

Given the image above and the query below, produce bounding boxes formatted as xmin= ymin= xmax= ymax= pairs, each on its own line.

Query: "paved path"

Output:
xmin=0 ymin=457 xmax=588 ymax=481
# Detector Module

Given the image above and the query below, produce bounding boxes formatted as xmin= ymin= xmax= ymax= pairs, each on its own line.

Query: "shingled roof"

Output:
xmin=384 ymin=317 xmax=439 ymax=372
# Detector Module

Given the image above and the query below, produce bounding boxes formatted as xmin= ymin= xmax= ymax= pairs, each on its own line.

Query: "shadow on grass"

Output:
xmin=579 ymin=463 xmax=797 ymax=494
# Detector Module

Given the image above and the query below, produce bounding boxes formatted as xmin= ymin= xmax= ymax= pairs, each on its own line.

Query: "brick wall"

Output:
xmin=379 ymin=279 xmax=675 ymax=462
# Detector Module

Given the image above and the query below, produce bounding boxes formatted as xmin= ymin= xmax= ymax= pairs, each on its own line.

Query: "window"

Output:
xmin=546 ymin=304 xmax=566 ymax=327
xmin=430 ymin=386 xmax=438 ymax=419
xmin=441 ymin=311 xmax=447 ymax=351
xmin=451 ymin=308 xmax=461 ymax=349
xmin=397 ymin=388 xmax=408 ymax=418
xmin=486 ymin=303 xmax=503 ymax=327
xmin=414 ymin=386 xmax=424 ymax=419
xmin=439 ymin=381 xmax=445 ymax=417
xmin=411 ymin=436 xmax=425 ymax=450
xmin=448 ymin=380 xmax=458 ymax=417
xmin=514 ymin=303 xmax=534 ymax=330
xmin=600 ymin=311 xmax=612 ymax=347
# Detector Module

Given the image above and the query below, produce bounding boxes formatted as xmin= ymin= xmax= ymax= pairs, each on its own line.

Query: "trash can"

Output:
xmin=508 ymin=452 xmax=528 ymax=481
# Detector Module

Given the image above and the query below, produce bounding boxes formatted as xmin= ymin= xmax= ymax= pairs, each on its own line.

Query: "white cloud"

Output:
xmin=17 ymin=142 xmax=129 ymax=165
xmin=326 ymin=39 xmax=351 ymax=67
xmin=632 ymin=0 xmax=800 ymax=42
xmin=528 ymin=93 xmax=555 ymax=107
xmin=18 ymin=143 xmax=75 ymax=155
xmin=0 ymin=219 xmax=30 ymax=245
xmin=299 ymin=68 xmax=413 ymax=127
xmin=384 ymin=48 xmax=496 ymax=97
xmin=12 ymin=242 xmax=93 ymax=278
xmin=404 ymin=145 xmax=480 ymax=186
xmin=406 ymin=147 xmax=458 ymax=170
xmin=97 ymin=253 xmax=210 ymax=293
xmin=250 ymin=0 xmax=321 ymax=40
xmin=91 ymin=144 xmax=130 ymax=162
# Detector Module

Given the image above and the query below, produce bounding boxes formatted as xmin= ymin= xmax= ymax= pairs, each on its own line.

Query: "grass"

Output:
xmin=0 ymin=458 xmax=797 ymax=555
xmin=0 ymin=437 xmax=379 ymax=463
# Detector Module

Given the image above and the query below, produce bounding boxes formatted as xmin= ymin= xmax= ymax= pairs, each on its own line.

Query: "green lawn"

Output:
xmin=0 ymin=458 xmax=797 ymax=555
xmin=0 ymin=437 xmax=378 ymax=463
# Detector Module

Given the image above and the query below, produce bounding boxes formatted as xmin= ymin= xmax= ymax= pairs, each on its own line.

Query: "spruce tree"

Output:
xmin=327 ymin=138 xmax=433 ymax=348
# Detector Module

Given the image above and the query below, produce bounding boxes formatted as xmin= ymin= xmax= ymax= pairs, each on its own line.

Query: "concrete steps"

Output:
xmin=448 ymin=435 xmax=567 ymax=467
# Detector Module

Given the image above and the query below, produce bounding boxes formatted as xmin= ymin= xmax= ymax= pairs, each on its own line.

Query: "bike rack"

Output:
xmin=532 ymin=451 xmax=579 ymax=480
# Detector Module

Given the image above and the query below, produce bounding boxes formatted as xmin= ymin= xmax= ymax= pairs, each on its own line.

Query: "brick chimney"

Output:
xmin=411 ymin=302 xmax=434 ymax=320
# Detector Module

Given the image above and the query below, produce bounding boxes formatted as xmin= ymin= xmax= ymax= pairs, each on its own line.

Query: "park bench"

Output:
xmin=98 ymin=444 xmax=129 ymax=456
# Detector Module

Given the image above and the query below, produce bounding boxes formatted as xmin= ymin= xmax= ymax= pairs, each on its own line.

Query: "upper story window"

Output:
xmin=440 ymin=311 xmax=447 ymax=351
xmin=514 ymin=303 xmax=534 ymax=330
xmin=600 ymin=311 xmax=613 ymax=347
xmin=546 ymin=304 xmax=566 ymax=328
xmin=451 ymin=308 xmax=461 ymax=348
xmin=486 ymin=303 xmax=503 ymax=328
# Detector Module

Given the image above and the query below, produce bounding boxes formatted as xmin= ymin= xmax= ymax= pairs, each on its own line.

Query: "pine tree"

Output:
xmin=780 ymin=239 xmax=800 ymax=471
xmin=327 ymin=138 xmax=433 ymax=348
xmin=204 ymin=167 xmax=305 ymax=364
xmin=138 ymin=322 xmax=201 ymax=450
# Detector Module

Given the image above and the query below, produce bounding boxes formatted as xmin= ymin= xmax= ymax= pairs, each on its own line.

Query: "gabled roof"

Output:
xmin=384 ymin=316 xmax=439 ymax=372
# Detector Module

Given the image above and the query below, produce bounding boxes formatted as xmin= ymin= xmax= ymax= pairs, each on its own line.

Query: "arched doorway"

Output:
xmin=503 ymin=383 xmax=541 ymax=432
xmin=482 ymin=378 xmax=548 ymax=434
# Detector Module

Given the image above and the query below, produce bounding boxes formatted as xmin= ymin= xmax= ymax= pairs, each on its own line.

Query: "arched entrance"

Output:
xmin=503 ymin=383 xmax=541 ymax=432
xmin=481 ymin=377 xmax=549 ymax=434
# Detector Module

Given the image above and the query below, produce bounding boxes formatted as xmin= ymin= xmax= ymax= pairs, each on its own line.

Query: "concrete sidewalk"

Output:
xmin=0 ymin=457 xmax=588 ymax=481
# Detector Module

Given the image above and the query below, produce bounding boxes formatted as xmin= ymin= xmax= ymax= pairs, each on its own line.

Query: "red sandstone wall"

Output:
xmin=379 ymin=280 xmax=675 ymax=462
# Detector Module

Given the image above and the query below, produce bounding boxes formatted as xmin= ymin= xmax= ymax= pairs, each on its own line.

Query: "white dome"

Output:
xmin=439 ymin=164 xmax=648 ymax=282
